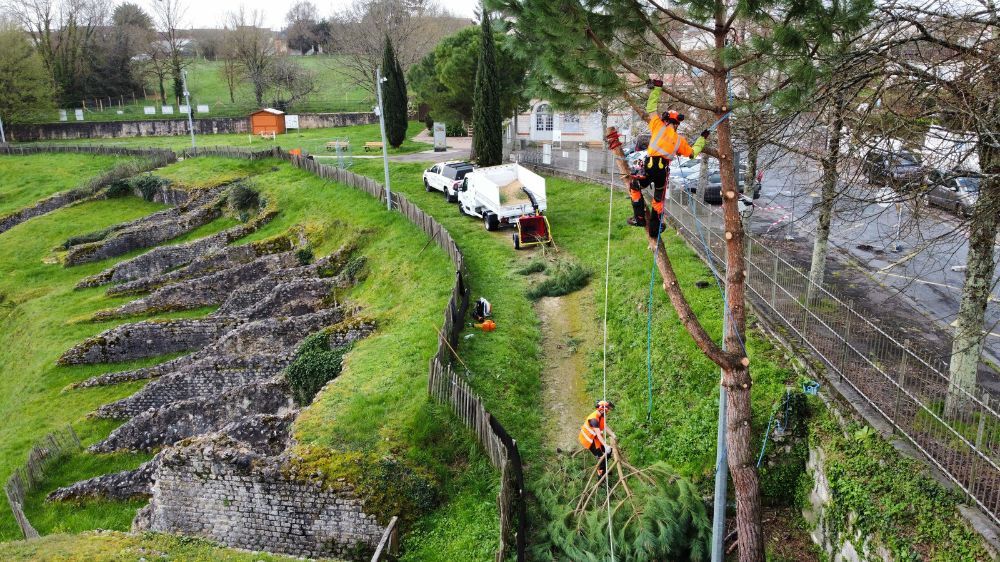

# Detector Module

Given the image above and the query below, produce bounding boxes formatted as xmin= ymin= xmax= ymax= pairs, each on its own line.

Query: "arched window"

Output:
xmin=535 ymin=104 xmax=553 ymax=131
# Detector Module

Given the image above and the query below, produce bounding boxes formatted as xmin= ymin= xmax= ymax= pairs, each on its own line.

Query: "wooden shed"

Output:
xmin=250 ymin=108 xmax=286 ymax=135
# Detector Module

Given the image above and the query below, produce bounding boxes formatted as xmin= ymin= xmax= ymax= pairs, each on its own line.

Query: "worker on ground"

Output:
xmin=631 ymin=78 xmax=710 ymax=239
xmin=578 ymin=400 xmax=616 ymax=477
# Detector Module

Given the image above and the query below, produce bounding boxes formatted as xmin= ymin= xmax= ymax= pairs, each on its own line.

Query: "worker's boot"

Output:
xmin=627 ymin=199 xmax=646 ymax=227
xmin=646 ymin=209 xmax=663 ymax=240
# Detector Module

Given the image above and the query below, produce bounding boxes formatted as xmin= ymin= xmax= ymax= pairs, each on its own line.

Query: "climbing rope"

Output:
xmin=756 ymin=390 xmax=793 ymax=468
xmin=600 ymin=142 xmax=617 ymax=562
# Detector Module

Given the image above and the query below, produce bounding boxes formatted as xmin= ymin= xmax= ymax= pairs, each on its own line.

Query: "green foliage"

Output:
xmin=526 ymin=261 xmax=592 ymax=299
xmin=227 ymin=181 xmax=261 ymax=212
xmin=516 ymin=260 xmax=547 ymax=275
xmin=445 ymin=122 xmax=467 ymax=137
xmin=381 ymin=36 xmax=409 ymax=148
xmin=101 ymin=173 xmax=169 ymax=201
xmin=408 ymin=25 xmax=527 ymax=127
xmin=809 ymin=406 xmax=990 ymax=560
xmin=472 ymin=11 xmax=505 ymax=167
xmin=295 ymin=247 xmax=314 ymax=266
xmin=0 ymin=22 xmax=54 ymax=125
xmin=285 ymin=332 xmax=350 ymax=405
xmin=534 ymin=456 xmax=711 ymax=561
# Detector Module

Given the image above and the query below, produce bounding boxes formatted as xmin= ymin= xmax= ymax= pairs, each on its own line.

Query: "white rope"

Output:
xmin=601 ymin=158 xmax=616 ymax=561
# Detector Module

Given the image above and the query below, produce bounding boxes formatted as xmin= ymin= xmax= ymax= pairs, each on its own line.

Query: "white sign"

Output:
xmin=116 ymin=110 xmax=124 ymax=115
xmin=74 ymin=109 xmax=84 ymax=121
xmin=579 ymin=148 xmax=589 ymax=172
xmin=59 ymin=109 xmax=68 ymax=121
xmin=196 ymin=104 xmax=209 ymax=114
xmin=433 ymin=122 xmax=447 ymax=152
xmin=144 ymin=106 xmax=156 ymax=115
xmin=285 ymin=114 xmax=300 ymax=129
xmin=179 ymin=105 xmax=190 ymax=114
xmin=542 ymin=143 xmax=552 ymax=165
xmin=161 ymin=105 xmax=174 ymax=115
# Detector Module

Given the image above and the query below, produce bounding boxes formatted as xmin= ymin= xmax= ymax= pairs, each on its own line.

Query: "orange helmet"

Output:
xmin=663 ymin=110 xmax=685 ymax=124
xmin=596 ymin=400 xmax=615 ymax=412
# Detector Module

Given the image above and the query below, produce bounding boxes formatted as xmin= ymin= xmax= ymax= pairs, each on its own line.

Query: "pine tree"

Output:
xmin=472 ymin=10 xmax=503 ymax=166
xmin=381 ymin=36 xmax=408 ymax=148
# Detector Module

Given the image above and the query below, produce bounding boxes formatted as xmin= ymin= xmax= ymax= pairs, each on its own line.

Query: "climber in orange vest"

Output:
xmin=578 ymin=400 xmax=616 ymax=476
xmin=630 ymin=79 xmax=710 ymax=239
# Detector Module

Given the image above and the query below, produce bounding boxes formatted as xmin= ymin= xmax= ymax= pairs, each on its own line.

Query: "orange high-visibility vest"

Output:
xmin=578 ymin=410 xmax=606 ymax=449
xmin=647 ymin=114 xmax=695 ymax=160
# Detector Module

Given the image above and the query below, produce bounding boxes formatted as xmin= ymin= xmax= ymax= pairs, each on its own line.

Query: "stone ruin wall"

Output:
xmin=133 ymin=437 xmax=386 ymax=560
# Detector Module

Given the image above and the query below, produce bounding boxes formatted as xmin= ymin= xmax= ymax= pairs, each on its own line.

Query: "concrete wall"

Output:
xmin=137 ymin=436 xmax=386 ymax=560
xmin=9 ymin=112 xmax=378 ymax=141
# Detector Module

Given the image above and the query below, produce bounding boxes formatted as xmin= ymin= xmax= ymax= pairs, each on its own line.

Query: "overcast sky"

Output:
xmin=131 ymin=0 xmax=479 ymax=30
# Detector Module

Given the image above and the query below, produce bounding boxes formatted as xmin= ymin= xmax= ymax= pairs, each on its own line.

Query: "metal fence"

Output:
xmin=514 ymin=147 xmax=1000 ymax=526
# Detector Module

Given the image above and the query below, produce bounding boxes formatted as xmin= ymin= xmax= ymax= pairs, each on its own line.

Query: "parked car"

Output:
xmin=699 ymin=163 xmax=762 ymax=204
xmin=924 ymin=169 xmax=980 ymax=217
xmin=862 ymin=149 xmax=923 ymax=188
xmin=423 ymin=161 xmax=474 ymax=202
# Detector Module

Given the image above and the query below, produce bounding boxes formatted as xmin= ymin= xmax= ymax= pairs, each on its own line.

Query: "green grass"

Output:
xmin=0 ymin=531 xmax=324 ymax=561
xmin=21 ymin=122 xmax=431 ymax=157
xmin=0 ymin=154 xmax=132 ymax=217
xmin=21 ymin=56 xmax=373 ymax=124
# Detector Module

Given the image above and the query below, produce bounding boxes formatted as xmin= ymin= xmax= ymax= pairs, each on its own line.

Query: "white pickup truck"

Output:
xmin=458 ymin=163 xmax=547 ymax=231
xmin=423 ymin=161 xmax=475 ymax=203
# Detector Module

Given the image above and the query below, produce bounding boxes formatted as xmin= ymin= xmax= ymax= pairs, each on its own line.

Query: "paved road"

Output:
xmin=743 ymin=154 xmax=1000 ymax=379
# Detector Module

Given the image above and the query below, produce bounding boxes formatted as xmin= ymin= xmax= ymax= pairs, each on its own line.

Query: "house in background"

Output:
xmin=507 ymin=101 xmax=635 ymax=146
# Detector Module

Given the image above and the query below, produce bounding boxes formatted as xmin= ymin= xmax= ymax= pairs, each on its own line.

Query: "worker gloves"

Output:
xmin=646 ymin=78 xmax=664 ymax=89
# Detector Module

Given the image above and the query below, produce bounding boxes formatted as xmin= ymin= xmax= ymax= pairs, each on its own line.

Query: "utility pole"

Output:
xmin=375 ymin=66 xmax=392 ymax=211
xmin=182 ymin=70 xmax=195 ymax=149
xmin=709 ymin=155 xmax=729 ymax=562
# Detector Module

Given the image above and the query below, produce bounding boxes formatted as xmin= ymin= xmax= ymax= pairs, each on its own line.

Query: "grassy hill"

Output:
xmin=23 ymin=56 xmax=374 ymax=124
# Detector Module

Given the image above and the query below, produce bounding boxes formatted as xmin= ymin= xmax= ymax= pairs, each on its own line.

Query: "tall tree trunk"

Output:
xmin=945 ymin=141 xmax=1000 ymax=416
xmin=713 ymin=12 xmax=763 ymax=561
xmin=807 ymin=108 xmax=844 ymax=301
xmin=158 ymin=77 xmax=166 ymax=104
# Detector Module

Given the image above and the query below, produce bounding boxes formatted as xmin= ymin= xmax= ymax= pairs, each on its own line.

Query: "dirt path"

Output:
xmin=536 ymin=288 xmax=598 ymax=451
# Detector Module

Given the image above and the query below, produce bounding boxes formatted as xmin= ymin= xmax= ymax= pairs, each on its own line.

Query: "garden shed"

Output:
xmin=250 ymin=108 xmax=286 ymax=135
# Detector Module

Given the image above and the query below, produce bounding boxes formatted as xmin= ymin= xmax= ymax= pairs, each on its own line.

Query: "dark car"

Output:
xmin=924 ymin=169 xmax=980 ymax=217
xmin=700 ymin=164 xmax=760 ymax=204
xmin=862 ymin=149 xmax=923 ymax=188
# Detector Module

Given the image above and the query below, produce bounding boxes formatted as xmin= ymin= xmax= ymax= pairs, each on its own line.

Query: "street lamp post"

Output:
xmin=375 ymin=66 xmax=392 ymax=211
xmin=182 ymin=70 xmax=195 ymax=149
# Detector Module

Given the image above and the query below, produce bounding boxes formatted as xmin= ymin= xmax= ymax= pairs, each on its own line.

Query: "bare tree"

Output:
xmin=868 ymin=0 xmax=999 ymax=414
xmin=224 ymin=7 xmax=276 ymax=107
xmin=268 ymin=57 xmax=316 ymax=109
xmin=333 ymin=0 xmax=467 ymax=96
xmin=150 ymin=0 xmax=188 ymax=104
xmin=5 ymin=0 xmax=109 ymax=105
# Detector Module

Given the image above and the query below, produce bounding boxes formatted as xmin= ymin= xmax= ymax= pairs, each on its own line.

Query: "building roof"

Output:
xmin=252 ymin=108 xmax=285 ymax=116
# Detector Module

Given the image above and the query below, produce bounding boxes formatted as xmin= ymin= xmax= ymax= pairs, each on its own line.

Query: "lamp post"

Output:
xmin=375 ymin=66 xmax=392 ymax=211
xmin=182 ymin=70 xmax=195 ymax=149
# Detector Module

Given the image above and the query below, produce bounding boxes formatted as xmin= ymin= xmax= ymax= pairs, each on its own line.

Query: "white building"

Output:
xmin=508 ymin=101 xmax=635 ymax=145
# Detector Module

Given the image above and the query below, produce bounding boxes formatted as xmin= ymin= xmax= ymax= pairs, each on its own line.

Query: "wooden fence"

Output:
xmin=182 ymin=147 xmax=525 ymax=561
xmin=3 ymin=427 xmax=82 ymax=539
xmin=371 ymin=515 xmax=400 ymax=561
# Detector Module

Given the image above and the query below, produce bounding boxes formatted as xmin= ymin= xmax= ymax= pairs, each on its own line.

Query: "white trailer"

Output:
xmin=457 ymin=163 xmax=547 ymax=231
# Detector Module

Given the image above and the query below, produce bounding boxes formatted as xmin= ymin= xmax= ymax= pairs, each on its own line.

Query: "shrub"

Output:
xmin=132 ymin=174 xmax=167 ymax=201
xmin=526 ymin=261 xmax=591 ymax=300
xmin=104 ymin=179 xmax=133 ymax=198
xmin=228 ymin=181 xmax=261 ymax=212
xmin=295 ymin=248 xmax=314 ymax=266
xmin=445 ymin=122 xmax=467 ymax=137
xmin=424 ymin=115 xmax=434 ymax=130
xmin=285 ymin=332 xmax=350 ymax=405
xmin=516 ymin=260 xmax=547 ymax=275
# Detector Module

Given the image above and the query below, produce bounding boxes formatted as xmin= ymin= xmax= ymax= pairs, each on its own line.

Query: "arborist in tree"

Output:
xmin=629 ymin=79 xmax=711 ymax=239
xmin=578 ymin=400 xmax=616 ymax=477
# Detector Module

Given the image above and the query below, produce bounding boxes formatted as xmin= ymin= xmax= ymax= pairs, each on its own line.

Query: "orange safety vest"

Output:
xmin=578 ymin=410 xmax=606 ymax=449
xmin=647 ymin=114 xmax=694 ymax=160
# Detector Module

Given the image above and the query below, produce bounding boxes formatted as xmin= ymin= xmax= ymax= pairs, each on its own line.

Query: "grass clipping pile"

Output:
xmin=536 ymin=441 xmax=712 ymax=561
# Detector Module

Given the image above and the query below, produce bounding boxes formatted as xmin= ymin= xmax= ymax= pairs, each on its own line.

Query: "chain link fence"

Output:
xmin=513 ymin=145 xmax=1000 ymax=526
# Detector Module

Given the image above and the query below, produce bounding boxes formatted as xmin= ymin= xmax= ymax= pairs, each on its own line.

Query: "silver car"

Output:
xmin=924 ymin=169 xmax=980 ymax=217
